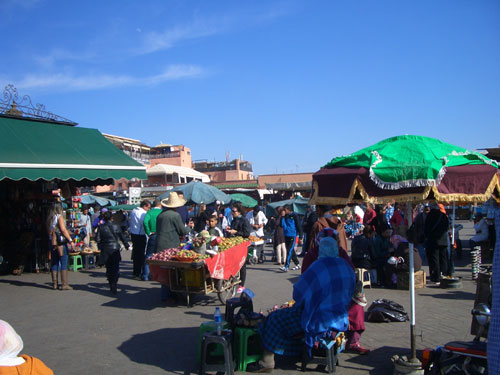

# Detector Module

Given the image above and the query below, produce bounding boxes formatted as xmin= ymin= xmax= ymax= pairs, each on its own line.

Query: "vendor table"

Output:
xmin=148 ymin=241 xmax=250 ymax=306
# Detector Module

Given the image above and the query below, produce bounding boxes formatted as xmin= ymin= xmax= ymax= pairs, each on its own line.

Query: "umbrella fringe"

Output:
xmin=368 ymin=165 xmax=444 ymax=190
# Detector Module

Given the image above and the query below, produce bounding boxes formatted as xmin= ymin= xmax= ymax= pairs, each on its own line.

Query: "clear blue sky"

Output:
xmin=1 ymin=0 xmax=499 ymax=176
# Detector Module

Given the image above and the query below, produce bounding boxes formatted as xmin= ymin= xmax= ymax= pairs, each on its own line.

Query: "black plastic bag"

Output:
xmin=367 ymin=299 xmax=409 ymax=323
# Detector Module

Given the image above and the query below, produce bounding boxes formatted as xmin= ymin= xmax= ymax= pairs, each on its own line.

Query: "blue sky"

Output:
xmin=1 ymin=0 xmax=499 ymax=176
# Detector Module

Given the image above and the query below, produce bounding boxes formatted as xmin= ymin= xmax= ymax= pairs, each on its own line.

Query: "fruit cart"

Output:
xmin=147 ymin=240 xmax=250 ymax=306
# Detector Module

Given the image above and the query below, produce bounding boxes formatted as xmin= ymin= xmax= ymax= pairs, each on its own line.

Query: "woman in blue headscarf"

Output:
xmin=254 ymin=237 xmax=355 ymax=372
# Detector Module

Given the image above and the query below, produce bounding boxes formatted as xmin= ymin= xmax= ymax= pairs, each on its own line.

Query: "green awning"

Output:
xmin=213 ymin=182 xmax=259 ymax=189
xmin=0 ymin=116 xmax=146 ymax=183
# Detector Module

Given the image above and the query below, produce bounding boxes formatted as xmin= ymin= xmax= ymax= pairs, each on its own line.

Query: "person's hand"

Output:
xmin=299 ymin=239 xmax=303 ymax=245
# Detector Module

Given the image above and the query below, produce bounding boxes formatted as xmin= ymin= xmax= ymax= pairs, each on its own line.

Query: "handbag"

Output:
xmin=54 ymin=228 xmax=68 ymax=245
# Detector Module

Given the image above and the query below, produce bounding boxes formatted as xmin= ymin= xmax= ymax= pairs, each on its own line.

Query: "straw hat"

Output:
xmin=161 ymin=192 xmax=186 ymax=208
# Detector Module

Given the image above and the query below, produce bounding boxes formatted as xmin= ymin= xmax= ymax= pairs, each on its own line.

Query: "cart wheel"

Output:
xmin=216 ymin=279 xmax=237 ymax=305
xmin=248 ymin=256 xmax=258 ymax=265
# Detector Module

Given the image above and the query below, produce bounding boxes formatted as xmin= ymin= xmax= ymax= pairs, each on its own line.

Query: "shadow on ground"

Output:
xmin=343 ymin=345 xmax=410 ymax=374
xmin=0 ymin=278 xmax=54 ymax=290
xmin=419 ymin=290 xmax=475 ymax=300
xmin=118 ymin=326 xmax=199 ymax=374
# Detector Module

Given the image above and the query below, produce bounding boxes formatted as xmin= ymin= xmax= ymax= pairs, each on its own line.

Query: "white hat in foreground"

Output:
xmin=161 ymin=192 xmax=186 ymax=208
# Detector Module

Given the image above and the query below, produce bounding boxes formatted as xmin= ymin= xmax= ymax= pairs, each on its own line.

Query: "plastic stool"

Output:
xmin=301 ymin=332 xmax=345 ymax=374
xmin=200 ymin=330 xmax=234 ymax=375
xmin=81 ymin=254 xmax=96 ymax=270
xmin=234 ymin=327 xmax=262 ymax=371
xmin=196 ymin=320 xmax=229 ymax=365
xmin=68 ymin=255 xmax=83 ymax=271
xmin=355 ymin=268 xmax=371 ymax=289
xmin=225 ymin=297 xmax=253 ymax=327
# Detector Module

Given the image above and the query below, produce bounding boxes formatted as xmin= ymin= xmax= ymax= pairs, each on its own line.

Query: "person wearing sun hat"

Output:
xmin=155 ymin=192 xmax=194 ymax=253
xmin=155 ymin=192 xmax=194 ymax=303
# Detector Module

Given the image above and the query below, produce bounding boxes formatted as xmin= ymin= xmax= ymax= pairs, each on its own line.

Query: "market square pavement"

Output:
xmin=1 ymin=221 xmax=489 ymax=374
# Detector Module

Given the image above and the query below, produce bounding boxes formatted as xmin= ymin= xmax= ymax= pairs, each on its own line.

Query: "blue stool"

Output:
xmin=81 ymin=253 xmax=96 ymax=270
xmin=200 ymin=330 xmax=234 ymax=375
xmin=301 ymin=332 xmax=345 ymax=374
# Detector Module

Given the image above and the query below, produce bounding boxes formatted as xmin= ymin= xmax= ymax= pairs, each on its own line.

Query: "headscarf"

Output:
xmin=390 ymin=234 xmax=408 ymax=250
xmin=438 ymin=204 xmax=447 ymax=215
xmin=318 ymin=237 xmax=339 ymax=259
xmin=314 ymin=227 xmax=338 ymax=247
xmin=0 ymin=320 xmax=24 ymax=366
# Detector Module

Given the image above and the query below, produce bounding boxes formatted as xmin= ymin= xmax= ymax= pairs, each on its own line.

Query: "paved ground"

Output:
xmin=1 ymin=220 xmax=489 ymax=375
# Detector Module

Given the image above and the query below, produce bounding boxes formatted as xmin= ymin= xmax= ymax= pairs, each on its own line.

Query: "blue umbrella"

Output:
xmin=158 ymin=181 xmax=231 ymax=205
xmin=79 ymin=194 xmax=117 ymax=206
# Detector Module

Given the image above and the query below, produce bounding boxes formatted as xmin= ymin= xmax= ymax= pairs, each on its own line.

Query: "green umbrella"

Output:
xmin=230 ymin=193 xmax=258 ymax=208
xmin=324 ymin=134 xmax=498 ymax=190
xmin=266 ymin=196 xmax=310 ymax=217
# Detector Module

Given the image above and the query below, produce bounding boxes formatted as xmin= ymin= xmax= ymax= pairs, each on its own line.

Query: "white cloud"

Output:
xmin=10 ymin=65 xmax=204 ymax=92
xmin=34 ymin=48 xmax=94 ymax=68
xmin=139 ymin=22 xmax=219 ymax=55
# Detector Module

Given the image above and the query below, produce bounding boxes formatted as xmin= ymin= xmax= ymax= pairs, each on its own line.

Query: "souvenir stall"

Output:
xmin=0 ymin=91 xmax=147 ymax=275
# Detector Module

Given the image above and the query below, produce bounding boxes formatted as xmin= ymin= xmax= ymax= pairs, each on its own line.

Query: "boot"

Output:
xmin=60 ymin=270 xmax=73 ymax=290
xmin=108 ymin=280 xmax=117 ymax=295
xmin=51 ymin=271 xmax=59 ymax=290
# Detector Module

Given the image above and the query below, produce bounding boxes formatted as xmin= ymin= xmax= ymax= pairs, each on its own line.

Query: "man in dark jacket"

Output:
xmin=424 ymin=205 xmax=449 ymax=282
xmin=226 ymin=202 xmax=251 ymax=293
xmin=280 ymin=204 xmax=303 ymax=272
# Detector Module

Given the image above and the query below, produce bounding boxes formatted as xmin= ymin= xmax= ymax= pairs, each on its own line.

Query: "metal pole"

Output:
xmin=407 ymin=204 xmax=417 ymax=360
xmin=451 ymin=202 xmax=456 ymax=247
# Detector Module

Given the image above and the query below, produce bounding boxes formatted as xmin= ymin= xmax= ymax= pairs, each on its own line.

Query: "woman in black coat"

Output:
xmin=96 ymin=211 xmax=129 ymax=294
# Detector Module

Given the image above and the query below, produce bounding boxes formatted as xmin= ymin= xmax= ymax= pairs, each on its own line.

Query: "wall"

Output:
xmin=258 ymin=172 xmax=313 ymax=187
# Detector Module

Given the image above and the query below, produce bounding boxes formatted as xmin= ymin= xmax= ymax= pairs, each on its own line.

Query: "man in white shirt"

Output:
xmin=129 ymin=200 xmax=151 ymax=279
xmin=78 ymin=207 xmax=92 ymax=247
xmin=247 ymin=206 xmax=268 ymax=238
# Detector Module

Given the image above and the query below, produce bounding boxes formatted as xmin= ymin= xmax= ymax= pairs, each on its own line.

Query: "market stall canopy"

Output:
xmin=158 ymin=181 xmax=231 ymax=205
xmin=265 ymin=181 xmax=312 ymax=191
xmin=79 ymin=194 xmax=117 ymax=206
xmin=0 ymin=116 xmax=147 ymax=184
xmin=266 ymin=196 xmax=310 ymax=217
xmin=310 ymin=135 xmax=500 ymax=206
xmin=230 ymin=193 xmax=258 ymax=208
xmin=146 ymin=164 xmax=210 ymax=183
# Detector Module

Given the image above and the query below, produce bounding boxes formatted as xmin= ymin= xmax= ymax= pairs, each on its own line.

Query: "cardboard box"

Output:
xmin=397 ymin=270 xmax=426 ymax=290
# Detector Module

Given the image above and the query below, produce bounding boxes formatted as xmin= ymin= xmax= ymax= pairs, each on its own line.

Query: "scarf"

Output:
xmin=0 ymin=320 xmax=24 ymax=366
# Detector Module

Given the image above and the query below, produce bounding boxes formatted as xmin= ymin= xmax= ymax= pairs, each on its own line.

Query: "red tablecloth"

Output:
xmin=205 ymin=241 xmax=249 ymax=280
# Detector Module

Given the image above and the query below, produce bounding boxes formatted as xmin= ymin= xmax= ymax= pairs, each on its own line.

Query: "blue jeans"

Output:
xmin=50 ymin=245 xmax=68 ymax=271
xmin=142 ymin=234 xmax=156 ymax=280
xmin=416 ymin=244 xmax=427 ymax=266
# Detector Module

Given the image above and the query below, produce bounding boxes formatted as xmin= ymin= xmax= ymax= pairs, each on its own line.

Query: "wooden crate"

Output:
xmin=397 ymin=270 xmax=426 ymax=290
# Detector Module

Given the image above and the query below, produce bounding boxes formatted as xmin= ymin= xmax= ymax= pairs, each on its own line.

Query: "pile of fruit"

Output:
xmin=175 ymin=249 xmax=201 ymax=261
xmin=218 ymin=236 xmax=248 ymax=252
xmin=248 ymin=235 xmax=262 ymax=242
xmin=150 ymin=248 xmax=179 ymax=262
